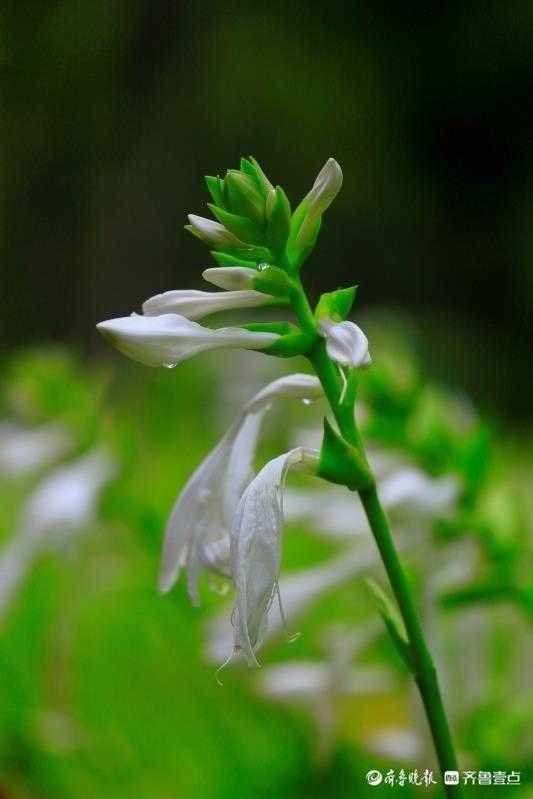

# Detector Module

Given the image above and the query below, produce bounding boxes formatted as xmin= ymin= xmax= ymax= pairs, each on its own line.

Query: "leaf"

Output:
xmin=317 ymin=418 xmax=372 ymax=491
xmin=252 ymin=265 xmax=293 ymax=298
xmin=315 ymin=286 xmax=358 ymax=322
xmin=366 ymin=578 xmax=414 ymax=672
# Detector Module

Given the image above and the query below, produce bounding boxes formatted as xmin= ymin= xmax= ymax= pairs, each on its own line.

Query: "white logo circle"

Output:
xmin=366 ymin=770 xmax=383 ymax=786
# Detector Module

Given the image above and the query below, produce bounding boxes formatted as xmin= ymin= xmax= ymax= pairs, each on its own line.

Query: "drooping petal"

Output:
xmin=97 ymin=313 xmax=278 ymax=368
xmin=206 ymin=545 xmax=378 ymax=664
xmin=244 ymin=373 xmax=322 ymax=414
xmin=230 ymin=447 xmax=318 ymax=666
xmin=142 ymin=289 xmax=270 ymax=319
xmin=158 ymin=374 xmax=323 ymax=600
xmin=319 ymin=319 xmax=371 ymax=369
xmin=158 ymin=419 xmax=240 ymax=598
xmin=202 ymin=266 xmax=257 ymax=291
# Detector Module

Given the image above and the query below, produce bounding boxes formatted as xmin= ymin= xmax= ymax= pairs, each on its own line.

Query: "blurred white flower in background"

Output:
xmin=257 ymin=623 xmax=392 ymax=758
xmin=0 ymin=448 xmax=116 ymax=620
xmin=0 ymin=422 xmax=72 ymax=477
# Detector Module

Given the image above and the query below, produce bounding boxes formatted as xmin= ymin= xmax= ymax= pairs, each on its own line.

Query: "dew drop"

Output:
xmin=301 ymin=397 xmax=314 ymax=406
xmin=257 ymin=262 xmax=270 ymax=271
xmin=164 ymin=363 xmax=177 ymax=369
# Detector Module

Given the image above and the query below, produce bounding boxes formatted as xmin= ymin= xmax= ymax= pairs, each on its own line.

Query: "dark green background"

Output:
xmin=3 ymin=1 xmax=533 ymax=417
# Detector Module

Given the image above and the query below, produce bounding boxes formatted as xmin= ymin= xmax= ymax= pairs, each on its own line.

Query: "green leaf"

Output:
xmin=208 ymin=204 xmax=263 ymax=244
xmin=205 ymin=175 xmax=225 ymax=208
xmin=252 ymin=265 xmax=293 ymax=298
xmin=366 ymin=579 xmax=413 ymax=672
xmin=244 ymin=323 xmax=314 ymax=358
xmin=315 ymin=286 xmax=358 ymax=323
xmin=317 ymin=418 xmax=373 ymax=491
xmin=266 ymin=187 xmax=291 ymax=253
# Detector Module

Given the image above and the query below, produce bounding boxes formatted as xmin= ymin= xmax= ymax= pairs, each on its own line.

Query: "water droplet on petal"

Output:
xmin=301 ymin=397 xmax=314 ymax=406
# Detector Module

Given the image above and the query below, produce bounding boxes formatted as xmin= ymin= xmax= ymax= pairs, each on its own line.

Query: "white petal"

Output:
xmin=230 ymin=447 xmax=318 ymax=666
xmin=158 ymin=421 xmax=239 ymax=597
xmin=158 ymin=375 xmax=323 ymax=598
xmin=97 ymin=314 xmax=278 ymax=367
xmin=202 ymin=267 xmax=257 ymax=291
xmin=244 ymin=373 xmax=322 ymax=413
xmin=319 ymin=319 xmax=371 ymax=369
xmin=142 ymin=289 xmax=270 ymax=320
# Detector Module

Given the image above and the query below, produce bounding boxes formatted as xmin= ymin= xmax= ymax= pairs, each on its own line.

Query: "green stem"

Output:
xmin=292 ymin=277 xmax=462 ymax=797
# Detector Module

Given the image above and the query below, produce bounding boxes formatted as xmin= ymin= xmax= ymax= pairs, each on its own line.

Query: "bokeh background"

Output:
xmin=1 ymin=2 xmax=532 ymax=797
xmin=4 ymin=0 xmax=533 ymax=418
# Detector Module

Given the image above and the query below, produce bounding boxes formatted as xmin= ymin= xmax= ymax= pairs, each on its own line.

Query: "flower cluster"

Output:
xmin=97 ymin=156 xmax=375 ymax=665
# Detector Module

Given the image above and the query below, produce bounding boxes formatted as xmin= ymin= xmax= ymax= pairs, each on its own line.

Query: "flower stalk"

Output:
xmin=289 ymin=275 xmax=462 ymax=797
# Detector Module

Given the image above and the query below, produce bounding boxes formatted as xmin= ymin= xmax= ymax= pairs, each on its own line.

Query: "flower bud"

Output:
xmin=296 ymin=158 xmax=343 ymax=245
xmin=319 ymin=318 xmax=371 ymax=369
xmin=224 ymin=170 xmax=265 ymax=223
xmin=186 ymin=214 xmax=248 ymax=249
xmin=202 ymin=266 xmax=257 ymax=290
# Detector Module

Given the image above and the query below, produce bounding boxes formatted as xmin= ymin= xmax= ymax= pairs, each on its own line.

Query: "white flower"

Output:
xmin=205 ymin=545 xmax=379 ymax=664
xmin=319 ymin=318 xmax=371 ymax=369
xmin=158 ymin=374 xmax=323 ymax=600
xmin=0 ymin=449 xmax=115 ymax=619
xmin=230 ymin=446 xmax=319 ymax=666
xmin=187 ymin=214 xmax=248 ymax=248
xmin=142 ymin=288 xmax=270 ymax=319
xmin=297 ymin=158 xmax=343 ymax=244
xmin=202 ymin=266 xmax=257 ymax=291
xmin=96 ymin=313 xmax=278 ymax=368
xmin=0 ymin=422 xmax=72 ymax=477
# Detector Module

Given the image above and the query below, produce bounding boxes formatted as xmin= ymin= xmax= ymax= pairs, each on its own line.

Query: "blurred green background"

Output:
xmin=1 ymin=3 xmax=532 ymax=798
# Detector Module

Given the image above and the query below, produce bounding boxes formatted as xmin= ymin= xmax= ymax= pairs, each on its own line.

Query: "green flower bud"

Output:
xmin=224 ymin=170 xmax=265 ymax=224
xmin=266 ymin=186 xmax=291 ymax=253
